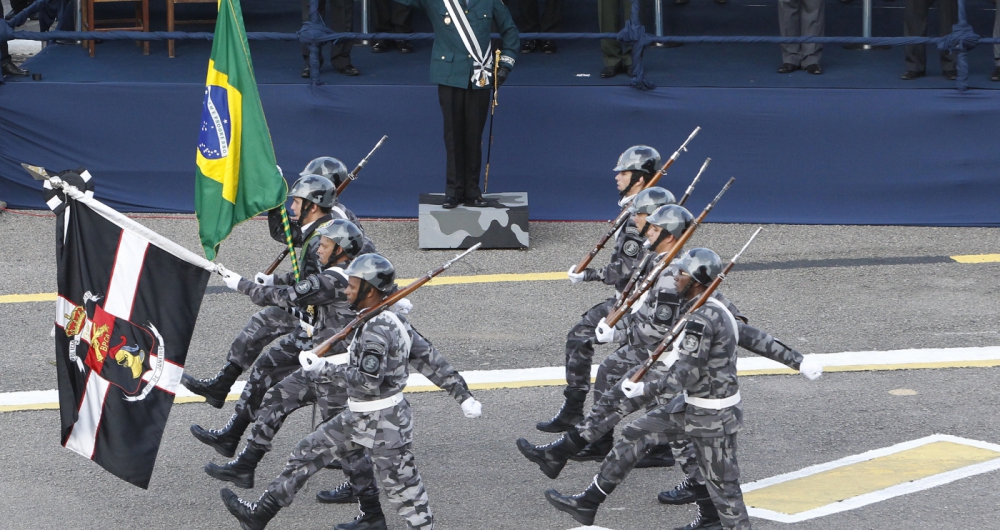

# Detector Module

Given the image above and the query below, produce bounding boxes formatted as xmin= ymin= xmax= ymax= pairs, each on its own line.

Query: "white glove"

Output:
xmin=255 ymin=272 xmax=274 ymax=286
xmin=595 ymin=318 xmax=615 ymax=344
xmin=621 ymin=380 xmax=645 ymax=399
xmin=567 ymin=266 xmax=586 ymax=285
xmin=218 ymin=266 xmax=242 ymax=291
xmin=799 ymin=356 xmax=823 ymax=380
xmin=298 ymin=350 xmax=325 ymax=372
xmin=391 ymin=298 xmax=414 ymax=315
xmin=461 ymin=397 xmax=483 ymax=418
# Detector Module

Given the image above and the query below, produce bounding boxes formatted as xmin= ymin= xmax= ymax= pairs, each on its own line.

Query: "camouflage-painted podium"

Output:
xmin=418 ymin=193 xmax=529 ymax=249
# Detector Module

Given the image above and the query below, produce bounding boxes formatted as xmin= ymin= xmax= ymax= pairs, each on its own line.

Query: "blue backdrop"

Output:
xmin=2 ymin=81 xmax=999 ymax=225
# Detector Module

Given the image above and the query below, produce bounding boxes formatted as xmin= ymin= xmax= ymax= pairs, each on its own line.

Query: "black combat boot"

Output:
xmin=674 ymin=487 xmax=723 ymax=530
xmin=516 ymin=430 xmax=586 ymax=479
xmin=536 ymin=388 xmax=587 ymax=433
xmin=334 ymin=493 xmax=388 ymax=530
xmin=205 ymin=440 xmax=266 ymax=488
xmin=636 ymin=443 xmax=676 ymax=468
xmin=316 ymin=480 xmax=377 ymax=504
xmin=191 ymin=413 xmax=251 ymax=457
xmin=658 ymin=477 xmax=698 ymax=505
xmin=182 ymin=361 xmax=241 ymax=408
xmin=544 ymin=475 xmax=616 ymax=526
xmin=221 ymin=489 xmax=281 ymax=530
xmin=569 ymin=432 xmax=614 ymax=462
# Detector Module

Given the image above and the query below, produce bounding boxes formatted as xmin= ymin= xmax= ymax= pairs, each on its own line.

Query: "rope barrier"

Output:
xmin=3 ymin=0 xmax=998 ymax=91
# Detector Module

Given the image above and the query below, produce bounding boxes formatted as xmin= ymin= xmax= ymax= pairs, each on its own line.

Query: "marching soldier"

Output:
xmin=536 ymin=146 xmax=662 ymax=437
xmin=566 ymin=202 xmax=691 ymax=463
xmin=221 ymin=254 xmax=436 ymax=530
xmin=519 ymin=249 xmax=823 ymax=529
xmin=394 ymin=0 xmax=518 ymax=208
xmin=183 ymin=167 xmax=372 ymax=407
xmin=189 ymin=219 xmax=362 ymax=458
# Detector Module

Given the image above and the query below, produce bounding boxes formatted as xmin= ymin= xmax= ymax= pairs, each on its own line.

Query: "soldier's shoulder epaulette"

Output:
xmin=625 ymin=226 xmax=640 ymax=236
xmin=293 ymin=274 xmax=323 ymax=295
xmin=684 ymin=320 xmax=706 ymax=335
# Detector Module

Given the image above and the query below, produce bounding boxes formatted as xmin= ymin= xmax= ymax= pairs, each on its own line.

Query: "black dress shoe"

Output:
xmin=900 ymin=70 xmax=924 ymax=80
xmin=442 ymin=196 xmax=460 ymax=209
xmin=520 ymin=39 xmax=538 ymax=53
xmin=991 ymin=67 xmax=1000 ymax=82
xmin=600 ymin=63 xmax=623 ymax=78
xmin=339 ymin=65 xmax=360 ymax=76
xmin=542 ymin=40 xmax=557 ymax=54
xmin=396 ymin=40 xmax=413 ymax=53
xmin=943 ymin=70 xmax=957 ymax=80
xmin=805 ymin=64 xmax=822 ymax=75
xmin=371 ymin=40 xmax=392 ymax=53
xmin=777 ymin=63 xmax=799 ymax=74
xmin=465 ymin=197 xmax=488 ymax=207
xmin=1 ymin=60 xmax=28 ymax=77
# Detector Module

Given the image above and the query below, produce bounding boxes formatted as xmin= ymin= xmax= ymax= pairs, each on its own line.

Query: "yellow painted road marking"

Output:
xmin=0 ymin=272 xmax=569 ymax=304
xmin=0 ymin=293 xmax=57 ymax=304
xmin=951 ymin=253 xmax=1000 ymax=264
xmin=745 ymin=441 xmax=1000 ymax=514
xmin=744 ymin=435 xmax=1000 ymax=523
xmin=5 ymin=254 xmax=999 ymax=304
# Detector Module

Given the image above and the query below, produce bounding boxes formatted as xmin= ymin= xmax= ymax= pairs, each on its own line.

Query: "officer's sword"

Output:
xmin=483 ymin=49 xmax=502 ymax=194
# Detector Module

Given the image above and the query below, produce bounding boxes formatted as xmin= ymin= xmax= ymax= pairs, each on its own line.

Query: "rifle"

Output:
xmin=629 ymin=227 xmax=762 ymax=383
xmin=311 ymin=243 xmax=481 ymax=358
xmin=611 ymin=159 xmax=712 ymax=308
xmin=263 ymin=135 xmax=388 ymax=275
xmin=572 ymin=127 xmax=700 ymax=275
xmin=604 ymin=177 xmax=735 ymax=327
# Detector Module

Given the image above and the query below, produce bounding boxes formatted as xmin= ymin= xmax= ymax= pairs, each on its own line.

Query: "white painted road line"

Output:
xmin=4 ymin=346 xmax=1000 ymax=412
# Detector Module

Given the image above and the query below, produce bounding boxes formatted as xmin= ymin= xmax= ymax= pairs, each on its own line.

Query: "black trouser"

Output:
xmin=374 ymin=0 xmax=412 ymax=35
xmin=904 ymin=0 xmax=957 ymax=73
xmin=301 ymin=0 xmax=354 ymax=70
xmin=520 ymin=0 xmax=562 ymax=33
xmin=438 ymin=83 xmax=491 ymax=201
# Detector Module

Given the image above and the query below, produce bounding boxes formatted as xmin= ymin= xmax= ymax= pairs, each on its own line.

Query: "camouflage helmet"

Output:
xmin=678 ymin=248 xmax=723 ymax=286
xmin=345 ymin=253 xmax=395 ymax=292
xmin=613 ymin=145 xmax=661 ymax=176
xmin=647 ymin=204 xmax=694 ymax=239
xmin=289 ymin=175 xmax=335 ymax=209
xmin=315 ymin=219 xmax=364 ymax=258
xmin=629 ymin=186 xmax=676 ymax=215
xmin=301 ymin=157 xmax=350 ymax=188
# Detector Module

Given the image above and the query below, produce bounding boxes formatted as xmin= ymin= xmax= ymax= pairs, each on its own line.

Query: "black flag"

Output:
xmin=51 ymin=183 xmax=210 ymax=488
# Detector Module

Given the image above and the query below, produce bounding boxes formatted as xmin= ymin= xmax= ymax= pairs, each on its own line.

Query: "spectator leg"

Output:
xmin=599 ymin=0 xmax=624 ymax=67
xmin=994 ymin=0 xmax=1000 ymax=67
xmin=937 ymin=0 xmax=957 ymax=71
xmin=390 ymin=1 xmax=413 ymax=34
xmin=540 ymin=0 xmax=563 ymax=33
xmin=328 ymin=0 xmax=354 ymax=70
xmin=799 ymin=0 xmax=824 ymax=67
xmin=778 ymin=0 xmax=803 ymax=66
xmin=903 ymin=0 xmax=929 ymax=73
xmin=521 ymin=0 xmax=542 ymax=32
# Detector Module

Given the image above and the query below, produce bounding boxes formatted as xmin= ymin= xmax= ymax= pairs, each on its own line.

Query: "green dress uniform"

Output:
xmin=397 ymin=0 xmax=519 ymax=202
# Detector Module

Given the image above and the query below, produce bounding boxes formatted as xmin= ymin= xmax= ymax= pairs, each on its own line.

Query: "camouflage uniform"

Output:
xmin=231 ymin=266 xmax=355 ymax=425
xmin=265 ymin=311 xmax=434 ymax=530
xmin=565 ymin=207 xmax=645 ymax=396
xmin=594 ymin=297 xmax=751 ymax=529
xmin=246 ymin=321 xmax=471 ymax=459
xmin=223 ymin=213 xmax=333 ymax=372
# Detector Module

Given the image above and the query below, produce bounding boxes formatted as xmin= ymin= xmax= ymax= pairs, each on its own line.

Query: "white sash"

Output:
xmin=442 ymin=0 xmax=493 ymax=86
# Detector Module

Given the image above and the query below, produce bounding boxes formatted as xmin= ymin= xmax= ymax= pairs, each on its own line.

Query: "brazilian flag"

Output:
xmin=194 ymin=0 xmax=286 ymax=260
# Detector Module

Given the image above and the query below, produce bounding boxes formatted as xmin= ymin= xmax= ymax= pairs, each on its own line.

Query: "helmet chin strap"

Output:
xmin=350 ymin=280 xmax=374 ymax=311
xmin=620 ymin=172 xmax=648 ymax=198
xmin=324 ymin=247 xmax=349 ymax=269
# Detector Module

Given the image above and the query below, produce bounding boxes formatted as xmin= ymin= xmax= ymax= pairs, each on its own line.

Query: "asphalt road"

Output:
xmin=0 ymin=210 xmax=999 ymax=529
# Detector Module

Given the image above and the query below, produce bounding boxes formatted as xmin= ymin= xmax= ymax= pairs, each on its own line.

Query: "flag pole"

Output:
xmin=278 ymin=204 xmax=301 ymax=282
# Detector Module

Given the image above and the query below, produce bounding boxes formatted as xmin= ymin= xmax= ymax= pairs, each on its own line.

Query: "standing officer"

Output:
xmin=396 ymin=0 xmax=519 ymax=209
xmin=535 ymin=146 xmax=662 ymax=436
xmin=901 ymin=0 xmax=956 ymax=80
